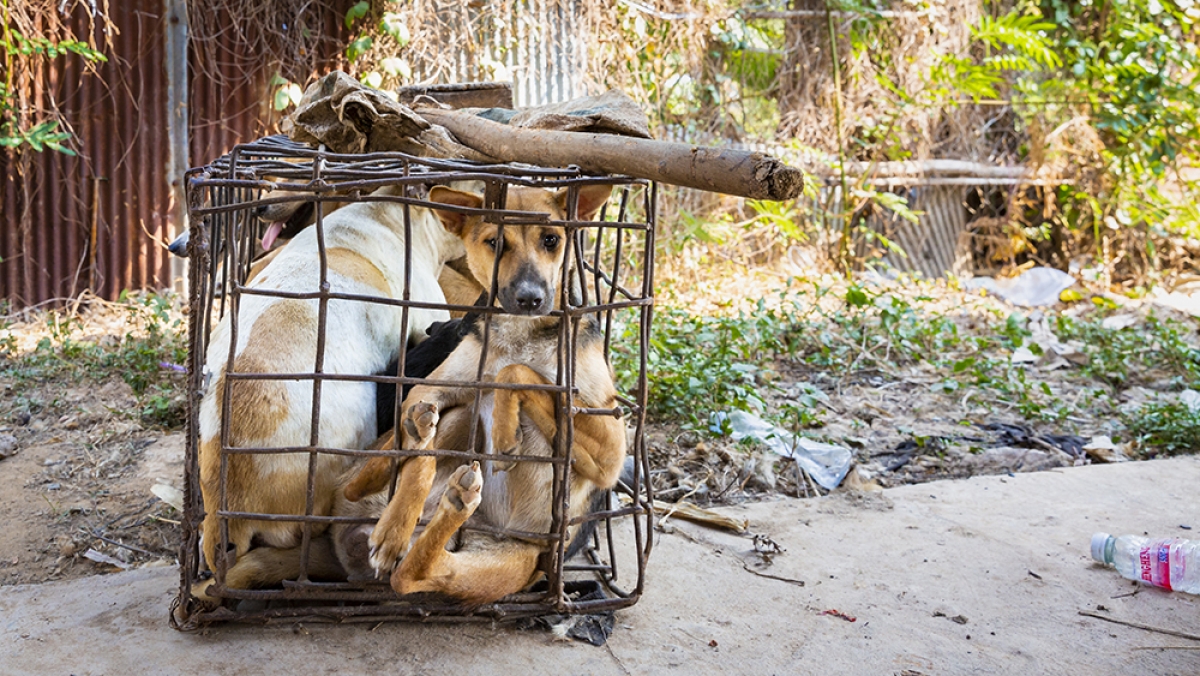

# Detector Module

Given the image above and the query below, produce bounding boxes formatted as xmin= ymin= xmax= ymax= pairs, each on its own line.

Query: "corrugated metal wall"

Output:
xmin=411 ymin=0 xmax=588 ymax=107
xmin=0 ymin=1 xmax=274 ymax=310
xmin=874 ymin=186 xmax=971 ymax=278
xmin=0 ymin=2 xmax=174 ymax=309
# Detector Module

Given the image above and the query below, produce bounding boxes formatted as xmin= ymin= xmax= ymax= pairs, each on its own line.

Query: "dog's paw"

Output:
xmin=491 ymin=424 xmax=522 ymax=471
xmin=368 ymin=528 xmax=410 ymax=580
xmin=442 ymin=461 xmax=483 ymax=516
xmin=190 ymin=577 xmax=221 ymax=610
xmin=402 ymin=401 xmax=439 ymax=448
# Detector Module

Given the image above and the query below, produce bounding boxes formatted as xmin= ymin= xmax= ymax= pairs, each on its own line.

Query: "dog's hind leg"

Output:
xmin=366 ymin=402 xmax=440 ymax=576
xmin=343 ymin=429 xmax=397 ymax=502
xmin=391 ymin=462 xmax=540 ymax=604
xmin=227 ymin=537 xmax=345 ymax=588
xmin=194 ymin=537 xmax=345 ymax=603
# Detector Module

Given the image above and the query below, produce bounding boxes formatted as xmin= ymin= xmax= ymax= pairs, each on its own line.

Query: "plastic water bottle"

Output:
xmin=1091 ymin=532 xmax=1200 ymax=594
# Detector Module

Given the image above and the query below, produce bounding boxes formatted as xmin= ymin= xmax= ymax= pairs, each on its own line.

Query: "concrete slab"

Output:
xmin=3 ymin=457 xmax=1199 ymax=675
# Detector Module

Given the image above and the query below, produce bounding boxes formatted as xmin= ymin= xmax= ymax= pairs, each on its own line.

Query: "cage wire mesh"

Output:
xmin=172 ymin=135 xmax=655 ymax=629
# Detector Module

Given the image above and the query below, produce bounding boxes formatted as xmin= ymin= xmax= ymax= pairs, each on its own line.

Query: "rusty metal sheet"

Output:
xmin=0 ymin=1 xmax=274 ymax=309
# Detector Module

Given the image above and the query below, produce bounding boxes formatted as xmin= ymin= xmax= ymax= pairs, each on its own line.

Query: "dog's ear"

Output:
xmin=556 ymin=185 xmax=613 ymax=222
xmin=427 ymin=186 xmax=484 ymax=236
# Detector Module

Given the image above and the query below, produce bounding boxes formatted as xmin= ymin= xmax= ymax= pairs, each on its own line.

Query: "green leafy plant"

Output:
xmin=0 ymin=292 xmax=187 ymax=428
xmin=109 ymin=291 xmax=187 ymax=398
xmin=0 ymin=21 xmax=106 ymax=154
xmin=341 ymin=1 xmax=413 ymax=90
xmin=1124 ymin=400 xmax=1200 ymax=455
xmin=270 ymin=74 xmax=303 ymax=112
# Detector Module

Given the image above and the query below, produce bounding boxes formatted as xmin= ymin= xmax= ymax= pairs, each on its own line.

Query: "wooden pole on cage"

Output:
xmin=417 ymin=107 xmax=809 ymax=201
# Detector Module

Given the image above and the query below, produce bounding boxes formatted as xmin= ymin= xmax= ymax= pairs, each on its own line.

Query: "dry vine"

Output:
xmin=185 ymin=0 xmax=349 ymax=96
xmin=2 ymin=0 xmax=113 ymax=151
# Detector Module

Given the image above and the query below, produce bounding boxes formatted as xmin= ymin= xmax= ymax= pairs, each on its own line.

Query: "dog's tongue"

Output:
xmin=261 ymin=221 xmax=285 ymax=250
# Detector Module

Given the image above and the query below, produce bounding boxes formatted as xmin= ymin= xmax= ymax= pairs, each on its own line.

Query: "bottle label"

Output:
xmin=1138 ymin=540 xmax=1176 ymax=591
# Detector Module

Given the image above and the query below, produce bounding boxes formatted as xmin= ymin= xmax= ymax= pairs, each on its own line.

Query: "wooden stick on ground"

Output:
xmin=1078 ymin=610 xmax=1200 ymax=642
xmin=418 ymin=108 xmax=808 ymax=201
xmin=652 ymin=499 xmax=749 ymax=533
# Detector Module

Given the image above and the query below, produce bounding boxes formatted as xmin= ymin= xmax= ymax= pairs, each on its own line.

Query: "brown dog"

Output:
xmin=343 ymin=183 xmax=626 ymax=604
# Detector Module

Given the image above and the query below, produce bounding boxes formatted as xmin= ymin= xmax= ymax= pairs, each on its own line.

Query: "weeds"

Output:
xmin=615 ymin=279 xmax=1200 ymax=457
xmin=0 ymin=292 xmax=187 ymax=428
xmin=1123 ymin=401 xmax=1200 ymax=456
xmin=625 ymin=306 xmax=778 ymax=426
xmin=1054 ymin=312 xmax=1200 ymax=390
xmin=109 ymin=291 xmax=188 ymax=398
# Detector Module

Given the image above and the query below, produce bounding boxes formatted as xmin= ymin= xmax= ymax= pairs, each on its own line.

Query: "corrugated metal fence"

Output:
xmin=408 ymin=0 xmax=588 ymax=107
xmin=1 ymin=2 xmax=172 ymax=309
xmin=0 ymin=0 xmax=586 ymax=309
xmin=0 ymin=0 xmax=271 ymax=310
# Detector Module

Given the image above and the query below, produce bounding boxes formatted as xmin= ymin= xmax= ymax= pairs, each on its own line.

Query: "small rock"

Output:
xmin=1101 ymin=313 xmax=1139 ymax=331
xmin=14 ymin=411 xmax=30 ymax=426
xmin=1083 ymin=436 xmax=1128 ymax=463
xmin=46 ymin=483 xmax=61 ymax=491
xmin=749 ymin=453 xmax=777 ymax=491
xmin=840 ymin=465 xmax=882 ymax=492
xmin=0 ymin=433 xmax=17 ymax=459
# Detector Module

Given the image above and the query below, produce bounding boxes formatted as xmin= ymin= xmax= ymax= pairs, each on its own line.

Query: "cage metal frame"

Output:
xmin=171 ymin=135 xmax=656 ymax=629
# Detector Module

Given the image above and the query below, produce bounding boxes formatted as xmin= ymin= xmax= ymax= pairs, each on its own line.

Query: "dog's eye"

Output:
xmin=541 ymin=234 xmax=560 ymax=250
xmin=483 ymin=237 xmax=497 ymax=250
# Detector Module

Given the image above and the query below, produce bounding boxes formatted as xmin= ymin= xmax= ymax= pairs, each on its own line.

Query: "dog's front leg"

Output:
xmin=491 ymin=365 xmax=559 ymax=470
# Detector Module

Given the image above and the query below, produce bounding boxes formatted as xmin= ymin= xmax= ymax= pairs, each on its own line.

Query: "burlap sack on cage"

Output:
xmin=283 ymin=71 xmax=650 ymax=154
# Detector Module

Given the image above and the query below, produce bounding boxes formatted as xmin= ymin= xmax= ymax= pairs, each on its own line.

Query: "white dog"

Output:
xmin=196 ymin=185 xmax=465 ymax=582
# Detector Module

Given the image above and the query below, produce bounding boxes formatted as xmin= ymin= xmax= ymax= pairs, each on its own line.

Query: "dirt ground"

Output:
xmin=0 ymin=375 xmax=181 ymax=586
xmin=1 ymin=271 xmax=1197 ymax=590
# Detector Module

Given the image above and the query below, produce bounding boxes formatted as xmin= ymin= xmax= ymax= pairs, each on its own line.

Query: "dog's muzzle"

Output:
xmin=168 ymin=230 xmax=190 ymax=257
xmin=501 ymin=274 xmax=554 ymax=316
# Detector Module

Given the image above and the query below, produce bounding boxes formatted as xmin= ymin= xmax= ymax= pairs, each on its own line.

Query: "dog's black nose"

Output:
xmin=515 ymin=290 xmax=544 ymax=311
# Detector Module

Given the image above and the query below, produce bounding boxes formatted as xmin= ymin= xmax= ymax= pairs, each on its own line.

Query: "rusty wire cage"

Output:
xmin=171 ymin=135 xmax=655 ymax=629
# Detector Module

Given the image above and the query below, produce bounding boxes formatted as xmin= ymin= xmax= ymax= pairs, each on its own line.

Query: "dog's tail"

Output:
xmin=564 ymin=489 xmax=608 ymax=562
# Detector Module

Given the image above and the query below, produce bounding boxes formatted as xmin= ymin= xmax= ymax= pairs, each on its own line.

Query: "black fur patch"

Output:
xmin=563 ymin=489 xmax=606 ymax=562
xmin=376 ymin=316 xmax=473 ymax=437
xmin=279 ymin=200 xmax=315 ymax=239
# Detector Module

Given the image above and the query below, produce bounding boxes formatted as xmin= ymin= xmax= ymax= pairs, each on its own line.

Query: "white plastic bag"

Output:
xmin=967 ymin=267 xmax=1076 ymax=307
xmin=713 ymin=410 xmax=852 ymax=490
